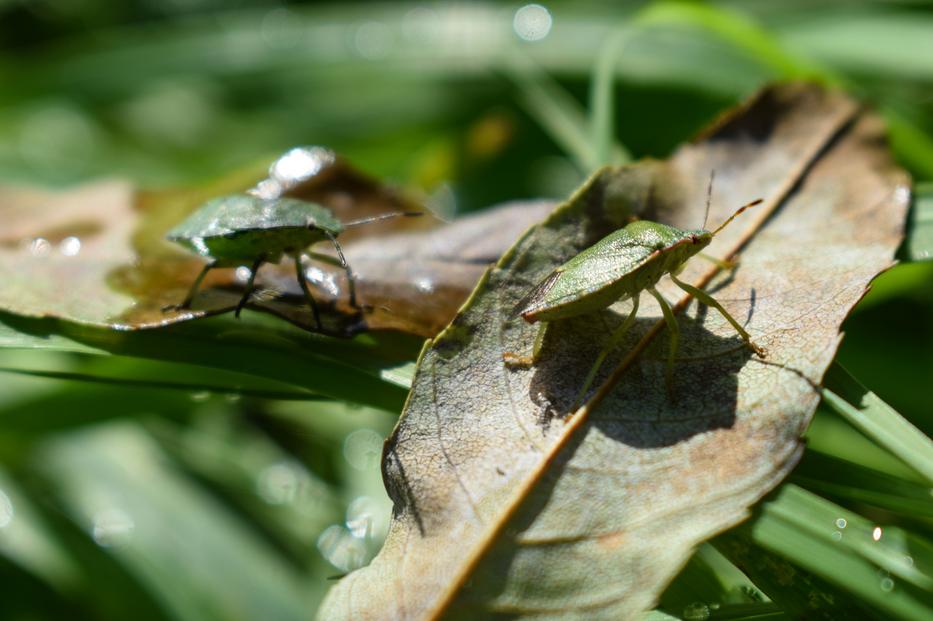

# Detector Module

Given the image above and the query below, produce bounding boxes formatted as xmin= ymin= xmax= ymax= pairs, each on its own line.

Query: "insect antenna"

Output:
xmin=710 ymin=198 xmax=763 ymax=237
xmin=702 ymin=170 xmax=715 ymax=230
xmin=342 ymin=211 xmax=422 ymax=227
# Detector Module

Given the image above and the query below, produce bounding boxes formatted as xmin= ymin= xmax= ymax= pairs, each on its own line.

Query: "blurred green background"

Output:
xmin=1 ymin=1 xmax=932 ymax=619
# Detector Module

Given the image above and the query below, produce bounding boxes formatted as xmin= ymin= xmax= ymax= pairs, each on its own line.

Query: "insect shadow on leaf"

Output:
xmin=527 ymin=313 xmax=753 ymax=443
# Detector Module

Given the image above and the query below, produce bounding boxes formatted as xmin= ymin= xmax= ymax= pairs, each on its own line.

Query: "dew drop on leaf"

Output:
xmin=683 ymin=602 xmax=710 ymax=621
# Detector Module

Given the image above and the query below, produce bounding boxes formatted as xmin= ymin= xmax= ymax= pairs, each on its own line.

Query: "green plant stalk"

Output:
xmin=822 ymin=363 xmax=933 ymax=483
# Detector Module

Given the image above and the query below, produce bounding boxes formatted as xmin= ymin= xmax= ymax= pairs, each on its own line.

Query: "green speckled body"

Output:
xmin=517 ymin=221 xmax=712 ymax=323
xmin=167 ymin=194 xmax=343 ymax=264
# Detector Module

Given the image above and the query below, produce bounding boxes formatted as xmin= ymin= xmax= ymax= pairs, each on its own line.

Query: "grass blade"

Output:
xmin=40 ymin=423 xmax=315 ymax=621
xmin=792 ymin=450 xmax=933 ymax=519
xmin=589 ymin=28 xmax=633 ymax=167
xmin=823 ymin=363 xmax=933 ymax=483
xmin=901 ymin=182 xmax=933 ymax=262
xmin=0 ymin=355 xmax=324 ymax=402
xmin=635 ymin=1 xmax=823 ymax=79
xmin=503 ymin=53 xmax=598 ymax=172
xmin=0 ymin=312 xmax=414 ymax=412
xmin=721 ymin=485 xmax=933 ymax=621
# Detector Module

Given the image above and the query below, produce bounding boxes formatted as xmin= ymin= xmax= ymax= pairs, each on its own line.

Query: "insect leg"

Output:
xmin=234 ymin=256 xmax=264 ymax=318
xmin=648 ymin=287 xmax=679 ymax=397
xmin=697 ymin=252 xmax=737 ymax=270
xmin=164 ymin=261 xmax=216 ymax=311
xmin=503 ymin=323 xmax=547 ymax=367
xmin=573 ymin=295 xmax=640 ymax=408
xmin=531 ymin=321 xmax=548 ymax=359
xmin=324 ymin=231 xmax=359 ymax=309
xmin=294 ymin=255 xmax=322 ymax=330
xmin=670 ymin=274 xmax=766 ymax=357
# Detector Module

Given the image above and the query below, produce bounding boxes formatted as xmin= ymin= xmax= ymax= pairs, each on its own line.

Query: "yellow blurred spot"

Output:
xmin=408 ymin=138 xmax=456 ymax=190
xmin=466 ymin=112 xmax=514 ymax=161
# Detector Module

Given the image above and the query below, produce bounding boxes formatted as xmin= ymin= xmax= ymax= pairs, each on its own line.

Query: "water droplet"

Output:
xmin=513 ymin=4 xmax=552 ymax=42
xmin=59 ymin=236 xmax=81 ymax=256
xmin=880 ymin=577 xmax=894 ymax=592
xmin=269 ymin=146 xmax=335 ymax=189
xmin=29 ymin=237 xmax=51 ymax=257
xmin=402 ymin=7 xmax=438 ymax=42
xmin=120 ymin=80 xmax=215 ymax=148
xmin=0 ymin=489 xmax=14 ymax=529
xmin=305 ymin=265 xmax=339 ymax=296
xmin=191 ymin=237 xmax=210 ymax=256
xmin=872 ymin=526 xmax=883 ymax=541
xmin=831 ymin=531 xmax=843 ymax=541
xmin=903 ymin=555 xmax=914 ymax=567
xmin=354 ymin=21 xmax=392 ymax=59
xmin=190 ymin=391 xmax=210 ymax=402
xmin=414 ymin=276 xmax=434 ymax=293
xmin=895 ymin=185 xmax=910 ymax=204
xmin=19 ymin=103 xmax=101 ymax=170
xmin=683 ymin=602 xmax=710 ymax=621
xmin=92 ymin=508 xmax=135 ymax=547
xmin=343 ymin=429 xmax=383 ymax=471
xmin=346 ymin=496 xmax=380 ymax=539
xmin=249 ymin=178 xmax=282 ymax=200
xmin=261 ymin=7 xmax=302 ymax=49
xmin=256 ymin=461 xmax=304 ymax=505
xmin=317 ymin=524 xmax=368 ymax=571
xmin=835 ymin=518 xmax=847 ymax=529
xmin=235 ymin=265 xmax=252 ymax=283
xmin=224 ymin=393 xmax=242 ymax=404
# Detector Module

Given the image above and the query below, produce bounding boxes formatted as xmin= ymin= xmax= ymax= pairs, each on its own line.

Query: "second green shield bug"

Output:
xmin=504 ymin=193 xmax=766 ymax=406
xmin=165 ymin=193 xmax=419 ymax=328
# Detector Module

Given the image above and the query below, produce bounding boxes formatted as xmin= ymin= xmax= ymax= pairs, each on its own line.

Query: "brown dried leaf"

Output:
xmin=0 ymin=154 xmax=551 ymax=337
xmin=319 ymin=83 xmax=911 ymax=620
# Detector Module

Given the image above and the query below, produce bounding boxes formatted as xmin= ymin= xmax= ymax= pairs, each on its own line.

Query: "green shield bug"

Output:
xmin=504 ymin=188 xmax=766 ymax=406
xmin=165 ymin=193 xmax=419 ymax=328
